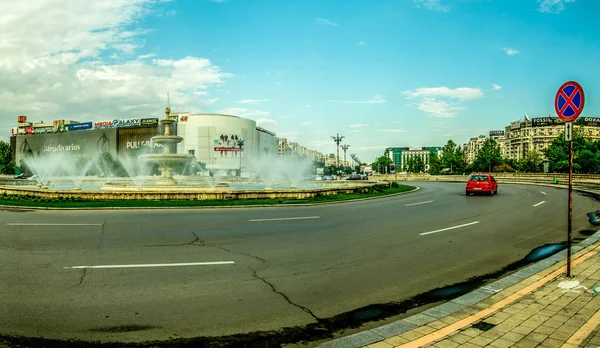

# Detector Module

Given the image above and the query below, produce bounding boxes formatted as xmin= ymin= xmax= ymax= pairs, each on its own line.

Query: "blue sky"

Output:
xmin=3 ymin=0 xmax=599 ymax=162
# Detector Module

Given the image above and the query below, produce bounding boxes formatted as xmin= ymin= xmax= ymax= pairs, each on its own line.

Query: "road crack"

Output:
xmin=76 ymin=268 xmax=87 ymax=287
xmin=250 ymin=267 xmax=320 ymax=321
xmin=100 ymin=219 xmax=107 ymax=235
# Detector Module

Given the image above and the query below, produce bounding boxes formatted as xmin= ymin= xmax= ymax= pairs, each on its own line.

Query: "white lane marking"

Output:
xmin=419 ymin=221 xmax=480 ymax=236
xmin=405 ymin=200 xmax=434 ymax=207
xmin=540 ymin=191 xmax=547 ymax=195
xmin=6 ymin=223 xmax=103 ymax=226
xmin=249 ymin=216 xmax=320 ymax=222
xmin=64 ymin=261 xmax=235 ymax=269
xmin=533 ymin=201 xmax=546 ymax=207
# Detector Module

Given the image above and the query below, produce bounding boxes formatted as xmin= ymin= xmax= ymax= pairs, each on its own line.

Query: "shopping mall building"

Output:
xmin=9 ymin=112 xmax=291 ymax=172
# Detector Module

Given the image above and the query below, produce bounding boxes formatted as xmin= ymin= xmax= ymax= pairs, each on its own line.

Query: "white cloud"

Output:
xmin=414 ymin=0 xmax=449 ymax=12
xmin=348 ymin=130 xmax=359 ymax=133
xmin=538 ymin=0 xmax=575 ymax=14
xmin=500 ymin=47 xmax=519 ymax=55
xmin=377 ymin=129 xmax=407 ymax=133
xmin=492 ymin=83 xmax=502 ymax=91
xmin=402 ymin=87 xmax=482 ymax=100
xmin=329 ymin=95 xmax=386 ymax=104
xmin=350 ymin=124 xmax=368 ymax=128
xmin=0 ymin=0 xmax=231 ymax=136
xmin=220 ymin=107 xmax=269 ymax=117
xmin=256 ymin=118 xmax=277 ymax=125
xmin=137 ymin=53 xmax=157 ymax=59
xmin=301 ymin=121 xmax=312 ymax=125
xmin=357 ymin=41 xmax=366 ymax=45
xmin=237 ymin=99 xmax=269 ymax=104
xmin=166 ymin=10 xmax=176 ymax=15
xmin=417 ymin=97 xmax=463 ymax=118
xmin=315 ymin=18 xmax=338 ymax=26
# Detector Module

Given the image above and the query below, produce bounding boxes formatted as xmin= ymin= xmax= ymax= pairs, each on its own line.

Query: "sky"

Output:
xmin=1 ymin=0 xmax=599 ymax=162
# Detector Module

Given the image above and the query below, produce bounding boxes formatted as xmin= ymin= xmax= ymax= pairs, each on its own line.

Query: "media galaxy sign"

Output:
xmin=93 ymin=118 xmax=142 ymax=129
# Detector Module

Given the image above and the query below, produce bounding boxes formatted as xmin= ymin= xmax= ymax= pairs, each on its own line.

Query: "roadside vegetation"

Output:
xmin=0 ymin=183 xmax=415 ymax=208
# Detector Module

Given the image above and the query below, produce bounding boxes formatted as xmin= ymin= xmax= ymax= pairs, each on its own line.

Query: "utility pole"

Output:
xmin=341 ymin=144 xmax=350 ymax=173
xmin=331 ymin=133 xmax=345 ymax=175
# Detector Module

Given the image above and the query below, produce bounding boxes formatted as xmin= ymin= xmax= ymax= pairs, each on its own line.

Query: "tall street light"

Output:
xmin=331 ymin=133 xmax=345 ymax=174
xmin=341 ymin=144 xmax=350 ymax=172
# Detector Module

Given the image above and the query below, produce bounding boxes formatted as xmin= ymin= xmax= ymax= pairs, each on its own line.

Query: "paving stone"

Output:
xmin=365 ymin=341 xmax=393 ymax=348
xmin=511 ymin=325 xmax=535 ymax=335
xmin=371 ymin=320 xmax=417 ymax=338
xmin=402 ymin=314 xmax=436 ymax=326
xmin=524 ymin=332 xmax=549 ymax=342
xmin=430 ymin=340 xmax=459 ymax=348
xmin=540 ymin=337 xmax=565 ymax=348
xmin=399 ymin=330 xmax=423 ymax=341
xmin=319 ymin=331 xmax=384 ymax=348
xmin=446 ymin=333 xmax=471 ymax=344
xmin=512 ymin=339 xmax=542 ymax=348
xmin=488 ymin=338 xmax=514 ymax=348
xmin=434 ymin=301 xmax=465 ymax=315
xmin=413 ymin=325 xmax=437 ymax=335
xmin=467 ymin=335 xmax=494 ymax=346
xmin=383 ymin=336 xmax=410 ymax=346
xmin=533 ymin=326 xmax=556 ymax=335
xmin=548 ymin=329 xmax=573 ymax=341
xmin=460 ymin=328 xmax=482 ymax=338
xmin=500 ymin=331 xmax=525 ymax=342
xmin=451 ymin=290 xmax=490 ymax=307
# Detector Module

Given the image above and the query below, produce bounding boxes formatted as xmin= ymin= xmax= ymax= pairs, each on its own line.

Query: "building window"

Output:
xmin=188 ymin=150 xmax=195 ymax=155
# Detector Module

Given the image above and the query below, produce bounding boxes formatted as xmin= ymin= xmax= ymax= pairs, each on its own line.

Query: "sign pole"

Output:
xmin=567 ymin=136 xmax=573 ymax=277
xmin=554 ymin=81 xmax=584 ymax=277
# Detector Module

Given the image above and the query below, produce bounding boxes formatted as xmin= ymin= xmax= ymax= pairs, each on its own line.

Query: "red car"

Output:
xmin=466 ymin=174 xmax=498 ymax=196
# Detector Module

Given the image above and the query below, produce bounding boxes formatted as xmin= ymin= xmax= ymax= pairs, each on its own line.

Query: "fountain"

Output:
xmin=138 ymin=107 xmax=194 ymax=186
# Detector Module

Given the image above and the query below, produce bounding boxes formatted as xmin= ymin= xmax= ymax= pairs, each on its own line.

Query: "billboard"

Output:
xmin=93 ymin=120 xmax=113 ymax=129
xmin=214 ymin=134 xmax=243 ymax=157
xmin=112 ymin=118 xmax=141 ymax=128
xmin=66 ymin=122 xmax=93 ymax=131
xmin=316 ymin=167 xmax=324 ymax=175
xmin=510 ymin=121 xmax=521 ymax=130
xmin=489 ymin=130 xmax=505 ymax=137
xmin=140 ymin=118 xmax=159 ymax=126
xmin=577 ymin=117 xmax=600 ymax=127
xmin=531 ymin=117 xmax=555 ymax=127
xmin=14 ymin=128 xmax=118 ymax=165
xmin=17 ymin=116 xmax=27 ymax=123
xmin=117 ymin=126 xmax=162 ymax=156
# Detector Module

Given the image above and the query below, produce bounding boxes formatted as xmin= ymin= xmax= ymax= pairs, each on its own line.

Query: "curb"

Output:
xmin=320 ymin=229 xmax=600 ymax=347
xmin=0 ymin=187 xmax=421 ymax=211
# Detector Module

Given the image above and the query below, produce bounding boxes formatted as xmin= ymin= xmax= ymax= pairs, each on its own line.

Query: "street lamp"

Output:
xmin=331 ymin=133 xmax=345 ymax=175
xmin=341 ymin=144 xmax=350 ymax=173
xmin=237 ymin=139 xmax=245 ymax=177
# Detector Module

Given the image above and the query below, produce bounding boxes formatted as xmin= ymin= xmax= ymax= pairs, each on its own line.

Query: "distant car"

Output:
xmin=345 ymin=174 xmax=362 ymax=180
xmin=466 ymin=174 xmax=498 ymax=196
xmin=322 ymin=175 xmax=334 ymax=181
xmin=14 ymin=173 xmax=27 ymax=179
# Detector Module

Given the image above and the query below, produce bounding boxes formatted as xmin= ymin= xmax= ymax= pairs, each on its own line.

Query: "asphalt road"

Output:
xmin=0 ymin=182 xmax=598 ymax=345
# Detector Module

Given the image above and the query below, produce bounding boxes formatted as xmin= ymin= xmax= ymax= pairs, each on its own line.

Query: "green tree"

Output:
xmin=440 ymin=140 xmax=466 ymax=173
xmin=543 ymin=129 xmax=590 ymax=173
xmin=0 ymin=141 xmax=16 ymax=175
xmin=372 ymin=156 xmax=392 ymax=174
xmin=472 ymin=138 xmax=502 ymax=172
xmin=517 ymin=151 xmax=544 ymax=173
xmin=428 ymin=151 xmax=442 ymax=174
xmin=404 ymin=156 xmax=425 ymax=173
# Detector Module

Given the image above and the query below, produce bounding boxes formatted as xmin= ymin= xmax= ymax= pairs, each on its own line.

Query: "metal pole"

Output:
xmin=567 ymin=138 xmax=573 ymax=277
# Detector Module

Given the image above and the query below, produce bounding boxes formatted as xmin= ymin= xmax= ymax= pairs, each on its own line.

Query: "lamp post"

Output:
xmin=341 ymin=144 xmax=350 ymax=173
xmin=331 ymin=133 xmax=345 ymax=175
xmin=237 ymin=139 xmax=245 ymax=177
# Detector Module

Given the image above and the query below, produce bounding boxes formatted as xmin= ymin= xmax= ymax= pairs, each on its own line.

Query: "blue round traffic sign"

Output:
xmin=555 ymin=81 xmax=585 ymax=122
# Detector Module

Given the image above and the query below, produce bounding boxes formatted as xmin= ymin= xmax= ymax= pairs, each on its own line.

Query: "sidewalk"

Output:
xmin=321 ymin=232 xmax=600 ymax=348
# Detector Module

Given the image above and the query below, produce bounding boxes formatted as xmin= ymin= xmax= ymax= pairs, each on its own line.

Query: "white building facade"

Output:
xmin=174 ymin=113 xmax=278 ymax=172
